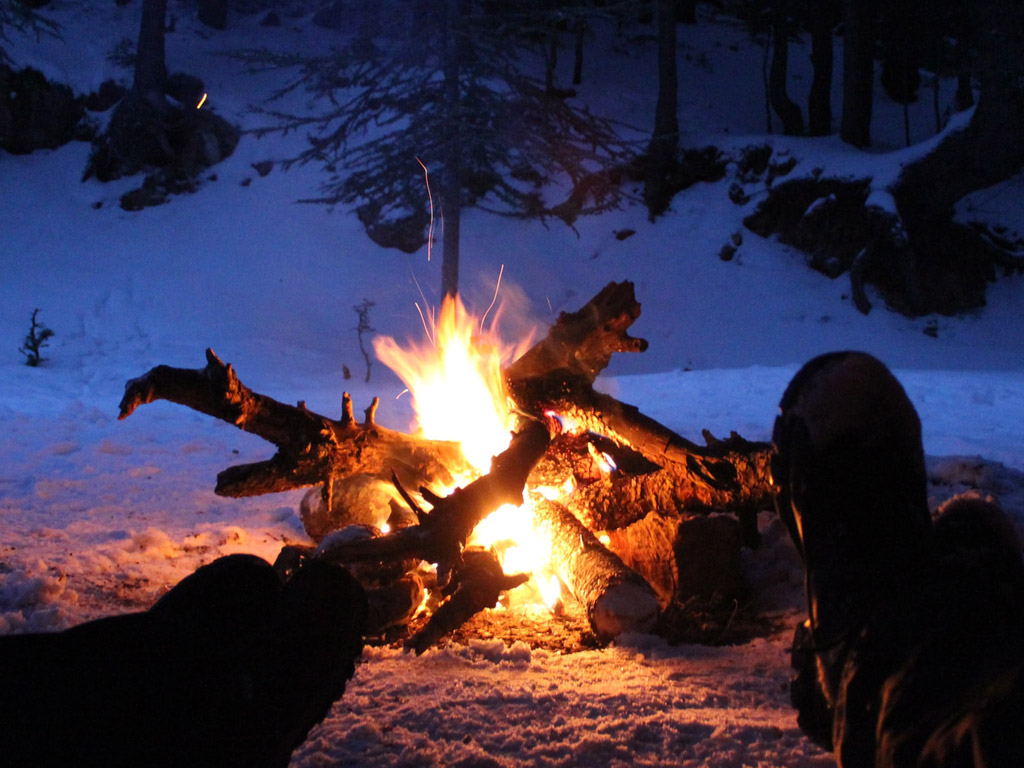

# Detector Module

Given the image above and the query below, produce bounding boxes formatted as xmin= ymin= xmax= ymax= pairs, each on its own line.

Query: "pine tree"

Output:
xmin=244 ymin=0 xmax=632 ymax=299
xmin=0 ymin=0 xmax=58 ymax=65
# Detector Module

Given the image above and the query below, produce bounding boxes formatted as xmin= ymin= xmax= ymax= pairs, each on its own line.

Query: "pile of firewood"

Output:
xmin=119 ymin=281 xmax=774 ymax=650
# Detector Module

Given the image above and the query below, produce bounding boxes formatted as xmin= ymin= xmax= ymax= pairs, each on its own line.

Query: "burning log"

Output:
xmin=118 ymin=348 xmax=467 ymax=501
xmin=506 ymin=281 xmax=773 ymax=543
xmin=533 ymin=499 xmax=659 ymax=639
xmin=278 ymin=422 xmax=552 ymax=648
xmin=117 ymin=280 xmax=774 ymax=649
xmin=311 ymin=419 xmax=551 ymax=581
xmin=407 ymin=548 xmax=530 ymax=655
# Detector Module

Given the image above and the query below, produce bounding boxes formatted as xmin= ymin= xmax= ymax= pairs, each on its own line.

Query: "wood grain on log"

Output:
xmin=533 ymin=499 xmax=659 ymax=639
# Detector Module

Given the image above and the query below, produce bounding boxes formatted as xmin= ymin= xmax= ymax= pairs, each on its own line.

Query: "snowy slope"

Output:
xmin=2 ymin=3 xmax=1024 ymax=767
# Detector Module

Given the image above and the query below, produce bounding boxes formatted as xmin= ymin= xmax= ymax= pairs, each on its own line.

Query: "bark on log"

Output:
xmin=533 ymin=499 xmax=659 ymax=640
xmin=503 ymin=280 xmax=648 ymax=387
xmin=605 ymin=512 xmax=744 ymax=608
xmin=118 ymin=348 xmax=467 ymax=499
xmin=565 ymin=430 xmax=773 ymax=534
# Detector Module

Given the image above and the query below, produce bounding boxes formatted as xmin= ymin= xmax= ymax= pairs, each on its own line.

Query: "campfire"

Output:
xmin=119 ymin=281 xmax=776 ymax=650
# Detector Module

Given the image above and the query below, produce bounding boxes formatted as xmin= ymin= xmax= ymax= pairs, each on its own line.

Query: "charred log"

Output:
xmin=407 ymin=548 xmax=529 ymax=655
xmin=514 ymin=376 xmax=772 ymax=540
xmin=504 ymin=280 xmax=648 ymax=386
xmin=507 ymin=281 xmax=773 ymax=539
xmin=118 ymin=348 xmax=467 ymax=500
xmin=533 ymin=499 xmax=659 ymax=640
xmin=311 ymin=420 xmax=551 ymax=584
xmin=273 ymin=538 xmax=425 ymax=637
xmin=605 ymin=512 xmax=744 ymax=609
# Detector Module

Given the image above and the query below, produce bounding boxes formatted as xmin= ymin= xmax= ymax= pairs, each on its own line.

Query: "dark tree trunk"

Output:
xmin=879 ymin=0 xmax=920 ymax=105
xmin=198 ymin=0 xmax=227 ymax=30
xmin=440 ymin=0 xmax=461 ymax=301
xmin=808 ymin=0 xmax=836 ymax=136
xmin=643 ymin=0 xmax=679 ymax=220
xmin=840 ymin=0 xmax=874 ymax=148
xmin=744 ymin=1 xmax=1024 ymax=317
xmin=133 ymin=0 xmax=168 ymax=104
xmin=545 ymin=34 xmax=558 ymax=94
xmin=573 ymin=19 xmax=585 ymax=85
xmin=769 ymin=4 xmax=804 ymax=136
xmin=893 ymin=0 xmax=1024 ymax=221
xmin=675 ymin=0 xmax=697 ymax=24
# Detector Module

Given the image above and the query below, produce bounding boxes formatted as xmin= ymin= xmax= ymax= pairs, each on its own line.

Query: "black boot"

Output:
xmin=0 ymin=553 xmax=367 ymax=768
xmin=772 ymin=352 xmax=932 ymax=763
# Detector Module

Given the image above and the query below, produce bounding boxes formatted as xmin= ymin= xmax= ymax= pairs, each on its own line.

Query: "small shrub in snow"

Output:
xmin=18 ymin=308 xmax=54 ymax=367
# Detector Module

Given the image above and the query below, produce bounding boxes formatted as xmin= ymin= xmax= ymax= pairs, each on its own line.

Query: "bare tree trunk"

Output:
xmin=440 ymin=0 xmax=461 ymax=301
xmin=545 ymin=34 xmax=558 ymax=94
xmin=573 ymin=18 xmax=585 ymax=85
xmin=769 ymin=3 xmax=804 ymax=136
xmin=675 ymin=0 xmax=697 ymax=24
xmin=643 ymin=0 xmax=679 ymax=220
xmin=840 ymin=0 xmax=874 ymax=148
xmin=133 ymin=0 xmax=168 ymax=104
xmin=808 ymin=0 xmax=836 ymax=136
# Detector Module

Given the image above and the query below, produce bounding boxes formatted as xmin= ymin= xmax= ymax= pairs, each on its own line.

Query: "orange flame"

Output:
xmin=374 ymin=294 xmax=524 ymax=473
xmin=374 ymin=293 xmax=561 ymax=607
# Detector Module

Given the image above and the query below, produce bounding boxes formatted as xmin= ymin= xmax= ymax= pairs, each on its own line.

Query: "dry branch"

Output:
xmin=118 ymin=348 xmax=466 ymax=498
xmin=533 ymin=499 xmax=659 ymax=639
xmin=504 ymin=280 xmax=649 ymax=386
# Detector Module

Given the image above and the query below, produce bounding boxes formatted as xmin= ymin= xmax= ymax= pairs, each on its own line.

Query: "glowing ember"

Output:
xmin=374 ymin=293 xmax=562 ymax=607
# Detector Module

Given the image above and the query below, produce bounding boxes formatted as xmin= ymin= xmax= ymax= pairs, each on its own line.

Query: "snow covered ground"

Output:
xmin=2 ymin=2 xmax=1024 ymax=766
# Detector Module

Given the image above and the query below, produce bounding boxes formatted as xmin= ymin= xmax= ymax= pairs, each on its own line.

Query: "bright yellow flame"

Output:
xmin=196 ymin=92 xmax=208 ymax=109
xmin=375 ymin=293 xmax=563 ymax=608
xmin=534 ymin=477 xmax=576 ymax=501
xmin=587 ymin=442 xmax=617 ymax=474
xmin=469 ymin=503 xmax=564 ymax=608
xmin=374 ymin=294 xmax=520 ymax=473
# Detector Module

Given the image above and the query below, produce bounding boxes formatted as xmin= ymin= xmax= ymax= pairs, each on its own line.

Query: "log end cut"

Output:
xmin=590 ymin=580 xmax=660 ymax=640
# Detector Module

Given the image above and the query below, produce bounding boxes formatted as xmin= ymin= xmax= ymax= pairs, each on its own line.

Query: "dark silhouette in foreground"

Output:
xmin=0 ymin=554 xmax=366 ymax=768
xmin=772 ymin=351 xmax=1024 ymax=767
